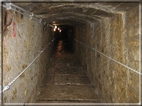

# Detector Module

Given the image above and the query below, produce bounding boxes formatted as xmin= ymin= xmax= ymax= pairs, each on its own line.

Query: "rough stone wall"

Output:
xmin=75 ymin=6 xmax=140 ymax=103
xmin=123 ymin=6 xmax=140 ymax=103
xmin=0 ymin=5 xmax=2 ymax=104
xmin=3 ymin=10 xmax=54 ymax=103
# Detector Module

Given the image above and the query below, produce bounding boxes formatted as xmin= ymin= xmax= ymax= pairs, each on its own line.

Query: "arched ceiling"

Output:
xmin=13 ymin=2 xmax=139 ymax=26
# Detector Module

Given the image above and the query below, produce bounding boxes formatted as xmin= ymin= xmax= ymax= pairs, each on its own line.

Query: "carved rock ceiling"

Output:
xmin=13 ymin=2 xmax=138 ymax=26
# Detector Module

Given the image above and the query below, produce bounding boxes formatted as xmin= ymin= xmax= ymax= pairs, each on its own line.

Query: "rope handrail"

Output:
xmin=74 ymin=39 xmax=142 ymax=75
xmin=0 ymin=38 xmax=56 ymax=94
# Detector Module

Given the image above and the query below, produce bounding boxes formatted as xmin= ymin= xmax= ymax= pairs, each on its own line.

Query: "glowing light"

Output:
xmin=54 ymin=25 xmax=57 ymax=29
xmin=53 ymin=25 xmax=57 ymax=31
xmin=59 ymin=30 xmax=61 ymax=32
xmin=53 ymin=28 xmax=56 ymax=31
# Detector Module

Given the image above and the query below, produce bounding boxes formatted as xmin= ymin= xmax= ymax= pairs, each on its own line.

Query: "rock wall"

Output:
xmin=2 ymin=10 xmax=54 ymax=103
xmin=74 ymin=6 xmax=140 ymax=103
xmin=1 ymin=2 xmax=141 ymax=104
xmin=0 ymin=5 xmax=2 ymax=104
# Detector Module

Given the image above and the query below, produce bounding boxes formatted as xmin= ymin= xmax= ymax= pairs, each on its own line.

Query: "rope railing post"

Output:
xmin=1 ymin=38 xmax=56 ymax=94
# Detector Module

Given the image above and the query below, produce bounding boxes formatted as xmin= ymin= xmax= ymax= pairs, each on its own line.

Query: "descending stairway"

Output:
xmin=36 ymin=40 xmax=101 ymax=103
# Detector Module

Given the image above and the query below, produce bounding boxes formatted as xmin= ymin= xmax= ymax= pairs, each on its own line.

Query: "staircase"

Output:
xmin=36 ymin=40 xmax=101 ymax=103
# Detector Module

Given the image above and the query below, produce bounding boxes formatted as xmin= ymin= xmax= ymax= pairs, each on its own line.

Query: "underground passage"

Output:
xmin=1 ymin=1 xmax=141 ymax=105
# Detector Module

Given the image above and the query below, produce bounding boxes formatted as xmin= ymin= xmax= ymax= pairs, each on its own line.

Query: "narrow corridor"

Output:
xmin=1 ymin=1 xmax=141 ymax=105
xmin=36 ymin=40 xmax=101 ymax=103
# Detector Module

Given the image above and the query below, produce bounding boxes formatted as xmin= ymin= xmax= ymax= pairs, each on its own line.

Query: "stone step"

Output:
xmin=41 ymin=74 xmax=92 ymax=86
xmin=55 ymin=67 xmax=86 ymax=75
xmin=54 ymin=74 xmax=91 ymax=85
xmin=36 ymin=85 xmax=100 ymax=103
xmin=36 ymin=98 xmax=100 ymax=103
xmin=46 ymin=67 xmax=86 ymax=75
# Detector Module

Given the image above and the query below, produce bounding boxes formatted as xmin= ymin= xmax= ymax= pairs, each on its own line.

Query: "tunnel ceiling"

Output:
xmin=14 ymin=2 xmax=139 ymax=26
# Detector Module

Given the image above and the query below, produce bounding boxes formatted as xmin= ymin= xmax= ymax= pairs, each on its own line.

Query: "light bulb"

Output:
xmin=53 ymin=28 xmax=56 ymax=31
xmin=54 ymin=25 xmax=57 ymax=29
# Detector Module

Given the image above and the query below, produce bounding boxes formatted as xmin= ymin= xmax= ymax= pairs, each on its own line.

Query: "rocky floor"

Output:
xmin=36 ymin=40 xmax=101 ymax=103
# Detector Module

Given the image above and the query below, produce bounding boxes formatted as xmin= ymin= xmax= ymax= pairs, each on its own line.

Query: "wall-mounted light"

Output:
xmin=53 ymin=25 xmax=58 ymax=31
xmin=53 ymin=28 xmax=56 ymax=32
xmin=57 ymin=28 xmax=61 ymax=32
xmin=54 ymin=25 xmax=57 ymax=29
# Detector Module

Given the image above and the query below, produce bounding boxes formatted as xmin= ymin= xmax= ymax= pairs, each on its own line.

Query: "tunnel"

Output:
xmin=1 ymin=1 xmax=141 ymax=105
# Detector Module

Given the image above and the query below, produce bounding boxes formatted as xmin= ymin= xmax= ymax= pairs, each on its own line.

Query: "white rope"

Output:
xmin=74 ymin=39 xmax=142 ymax=75
xmin=1 ymin=38 xmax=56 ymax=93
xmin=41 ymin=38 xmax=55 ymax=52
